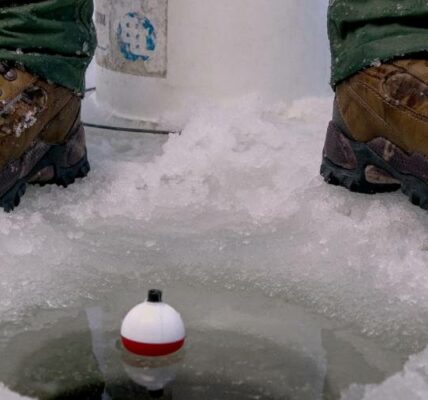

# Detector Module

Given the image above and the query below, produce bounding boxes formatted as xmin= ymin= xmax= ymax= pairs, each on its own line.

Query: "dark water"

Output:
xmin=0 ymin=281 xmax=408 ymax=400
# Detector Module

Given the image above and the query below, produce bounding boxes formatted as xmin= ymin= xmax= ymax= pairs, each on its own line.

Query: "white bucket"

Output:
xmin=94 ymin=0 xmax=330 ymax=123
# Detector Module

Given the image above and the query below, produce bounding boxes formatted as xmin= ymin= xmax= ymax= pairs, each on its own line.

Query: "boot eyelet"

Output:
xmin=0 ymin=126 xmax=11 ymax=135
xmin=4 ymin=70 xmax=17 ymax=81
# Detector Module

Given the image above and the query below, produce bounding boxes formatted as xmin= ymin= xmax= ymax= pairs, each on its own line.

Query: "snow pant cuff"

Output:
xmin=330 ymin=34 xmax=428 ymax=88
xmin=328 ymin=0 xmax=428 ymax=88
xmin=0 ymin=0 xmax=96 ymax=93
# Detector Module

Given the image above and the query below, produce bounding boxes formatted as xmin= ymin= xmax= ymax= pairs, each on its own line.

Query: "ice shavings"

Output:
xmin=57 ymin=96 xmax=332 ymax=223
xmin=1 ymin=96 xmax=428 ymax=348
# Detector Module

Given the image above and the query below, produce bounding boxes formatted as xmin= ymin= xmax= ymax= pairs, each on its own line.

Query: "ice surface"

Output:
xmin=1 ymin=94 xmax=428 ymax=398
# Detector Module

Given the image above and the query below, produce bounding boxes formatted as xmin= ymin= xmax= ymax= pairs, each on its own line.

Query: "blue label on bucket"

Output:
xmin=117 ymin=12 xmax=157 ymax=62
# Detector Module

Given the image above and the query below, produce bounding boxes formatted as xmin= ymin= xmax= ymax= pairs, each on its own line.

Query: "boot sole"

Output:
xmin=321 ymin=121 xmax=428 ymax=209
xmin=0 ymin=125 xmax=90 ymax=212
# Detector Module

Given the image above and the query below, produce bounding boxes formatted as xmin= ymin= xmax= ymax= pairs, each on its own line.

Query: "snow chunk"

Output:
xmin=342 ymin=345 xmax=428 ymax=400
xmin=0 ymin=384 xmax=34 ymax=400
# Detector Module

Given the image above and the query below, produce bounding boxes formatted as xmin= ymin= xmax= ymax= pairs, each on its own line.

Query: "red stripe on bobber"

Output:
xmin=121 ymin=336 xmax=185 ymax=357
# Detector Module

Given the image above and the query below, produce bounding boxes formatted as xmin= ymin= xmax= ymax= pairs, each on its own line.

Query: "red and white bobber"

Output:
xmin=121 ymin=289 xmax=186 ymax=357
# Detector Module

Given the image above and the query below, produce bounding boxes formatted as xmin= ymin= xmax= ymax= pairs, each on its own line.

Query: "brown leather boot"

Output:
xmin=0 ymin=63 xmax=89 ymax=211
xmin=321 ymin=59 xmax=428 ymax=209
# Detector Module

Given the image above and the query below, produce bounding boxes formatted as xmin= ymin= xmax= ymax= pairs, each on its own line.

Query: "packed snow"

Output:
xmin=1 ymin=94 xmax=428 ymax=399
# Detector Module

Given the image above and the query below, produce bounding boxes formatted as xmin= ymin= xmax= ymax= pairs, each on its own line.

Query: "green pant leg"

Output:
xmin=328 ymin=0 xmax=428 ymax=87
xmin=0 ymin=0 xmax=96 ymax=93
